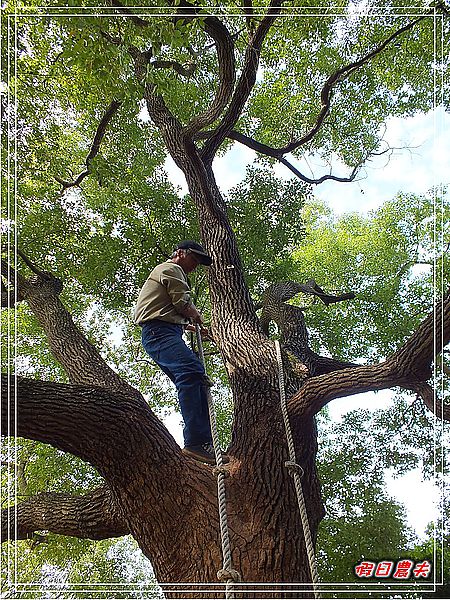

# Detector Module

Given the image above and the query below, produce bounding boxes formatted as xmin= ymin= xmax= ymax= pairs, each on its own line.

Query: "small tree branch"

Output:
xmin=108 ymin=0 xmax=150 ymax=27
xmin=2 ymin=485 xmax=128 ymax=542
xmin=1 ymin=255 xmax=27 ymax=304
xmin=278 ymin=15 xmax=428 ymax=155
xmin=151 ymin=59 xmax=196 ymax=77
xmin=16 ymin=247 xmax=48 ymax=277
xmin=279 ymin=154 xmax=363 ymax=185
xmin=55 ymin=100 xmax=122 ymax=191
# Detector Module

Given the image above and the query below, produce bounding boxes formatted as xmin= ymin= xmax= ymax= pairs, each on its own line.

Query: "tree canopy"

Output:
xmin=1 ymin=0 xmax=449 ymax=597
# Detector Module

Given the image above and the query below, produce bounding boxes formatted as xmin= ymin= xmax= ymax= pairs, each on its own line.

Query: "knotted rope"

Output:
xmin=195 ymin=325 xmax=241 ymax=599
xmin=275 ymin=340 xmax=321 ymax=599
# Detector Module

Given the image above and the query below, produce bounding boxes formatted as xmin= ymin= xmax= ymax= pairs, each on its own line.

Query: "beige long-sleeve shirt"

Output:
xmin=134 ymin=261 xmax=192 ymax=325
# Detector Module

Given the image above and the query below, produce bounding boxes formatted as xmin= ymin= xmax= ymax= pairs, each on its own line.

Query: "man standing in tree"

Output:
xmin=135 ymin=241 xmax=223 ymax=465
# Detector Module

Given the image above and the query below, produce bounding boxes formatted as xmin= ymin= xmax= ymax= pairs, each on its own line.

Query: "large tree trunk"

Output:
xmin=137 ymin=102 xmax=326 ymax=585
xmin=1 ymin=379 xmax=323 ymax=589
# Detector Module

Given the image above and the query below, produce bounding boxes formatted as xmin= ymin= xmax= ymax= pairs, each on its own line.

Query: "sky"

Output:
xmin=164 ymin=106 xmax=449 ymax=540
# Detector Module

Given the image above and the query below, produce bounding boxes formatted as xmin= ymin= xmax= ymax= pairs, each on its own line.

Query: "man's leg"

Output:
xmin=141 ymin=321 xmax=212 ymax=447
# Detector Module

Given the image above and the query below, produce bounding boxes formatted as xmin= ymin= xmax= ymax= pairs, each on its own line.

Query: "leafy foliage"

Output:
xmin=289 ymin=189 xmax=449 ymax=363
xmin=1 ymin=536 xmax=158 ymax=599
xmin=1 ymin=0 xmax=448 ymax=592
xmin=317 ymin=410 xmax=413 ymax=583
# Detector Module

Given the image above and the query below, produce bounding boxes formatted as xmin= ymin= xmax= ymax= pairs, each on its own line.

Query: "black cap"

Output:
xmin=176 ymin=240 xmax=212 ymax=266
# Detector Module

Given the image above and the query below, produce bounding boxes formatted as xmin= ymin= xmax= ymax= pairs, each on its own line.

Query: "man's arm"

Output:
xmin=178 ymin=303 xmax=203 ymax=324
xmin=162 ymin=266 xmax=204 ymax=324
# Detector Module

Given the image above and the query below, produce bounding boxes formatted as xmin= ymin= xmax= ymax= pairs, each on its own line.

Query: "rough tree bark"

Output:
xmin=1 ymin=2 xmax=448 ymax=597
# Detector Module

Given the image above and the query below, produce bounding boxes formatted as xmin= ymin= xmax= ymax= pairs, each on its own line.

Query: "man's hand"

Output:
xmin=199 ymin=326 xmax=213 ymax=341
xmin=185 ymin=323 xmax=212 ymax=340
xmin=181 ymin=303 xmax=203 ymax=325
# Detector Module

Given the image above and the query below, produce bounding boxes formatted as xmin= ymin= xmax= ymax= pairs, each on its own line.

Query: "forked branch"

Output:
xmin=288 ymin=290 xmax=450 ymax=421
xmin=222 ymin=130 xmax=366 ymax=184
xmin=203 ymin=14 xmax=428 ymax=179
xmin=107 ymin=0 xmax=236 ymax=137
xmin=277 ymin=15 xmax=428 ymax=156
xmin=260 ymin=280 xmax=358 ymax=376
xmin=3 ymin=252 xmax=139 ymax=397
xmin=201 ymin=0 xmax=286 ymax=161
xmin=176 ymin=0 xmax=237 ymax=136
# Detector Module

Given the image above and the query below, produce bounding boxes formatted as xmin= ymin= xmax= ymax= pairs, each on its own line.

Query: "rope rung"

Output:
xmin=285 ymin=460 xmax=304 ymax=478
xmin=217 ymin=568 xmax=242 ymax=583
xmin=213 ymin=465 xmax=230 ymax=478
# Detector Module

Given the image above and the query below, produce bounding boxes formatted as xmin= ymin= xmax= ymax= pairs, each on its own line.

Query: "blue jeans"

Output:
xmin=141 ymin=320 xmax=212 ymax=448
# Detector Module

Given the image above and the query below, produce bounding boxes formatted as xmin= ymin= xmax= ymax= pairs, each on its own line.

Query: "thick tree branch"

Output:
xmin=243 ymin=0 xmax=255 ymax=31
xmin=1 ymin=271 xmax=19 ymax=307
xmin=0 ymin=374 xmax=182 ymax=477
xmin=16 ymin=247 xmax=47 ymax=277
xmin=392 ymin=289 xmax=450 ymax=380
xmin=55 ymin=100 xmax=121 ymax=191
xmin=201 ymin=0 xmax=286 ymax=162
xmin=1 ymin=290 xmax=16 ymax=307
xmin=12 ymin=262 xmax=138 ymax=397
xmin=2 ymin=485 xmax=128 ymax=542
xmin=0 ymin=371 xmax=218 ymax=571
xmin=175 ymin=1 xmax=236 ymax=137
xmin=288 ymin=290 xmax=450 ymax=420
xmin=123 ymin=45 xmax=186 ymax=164
xmin=100 ymin=30 xmax=185 ymax=161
